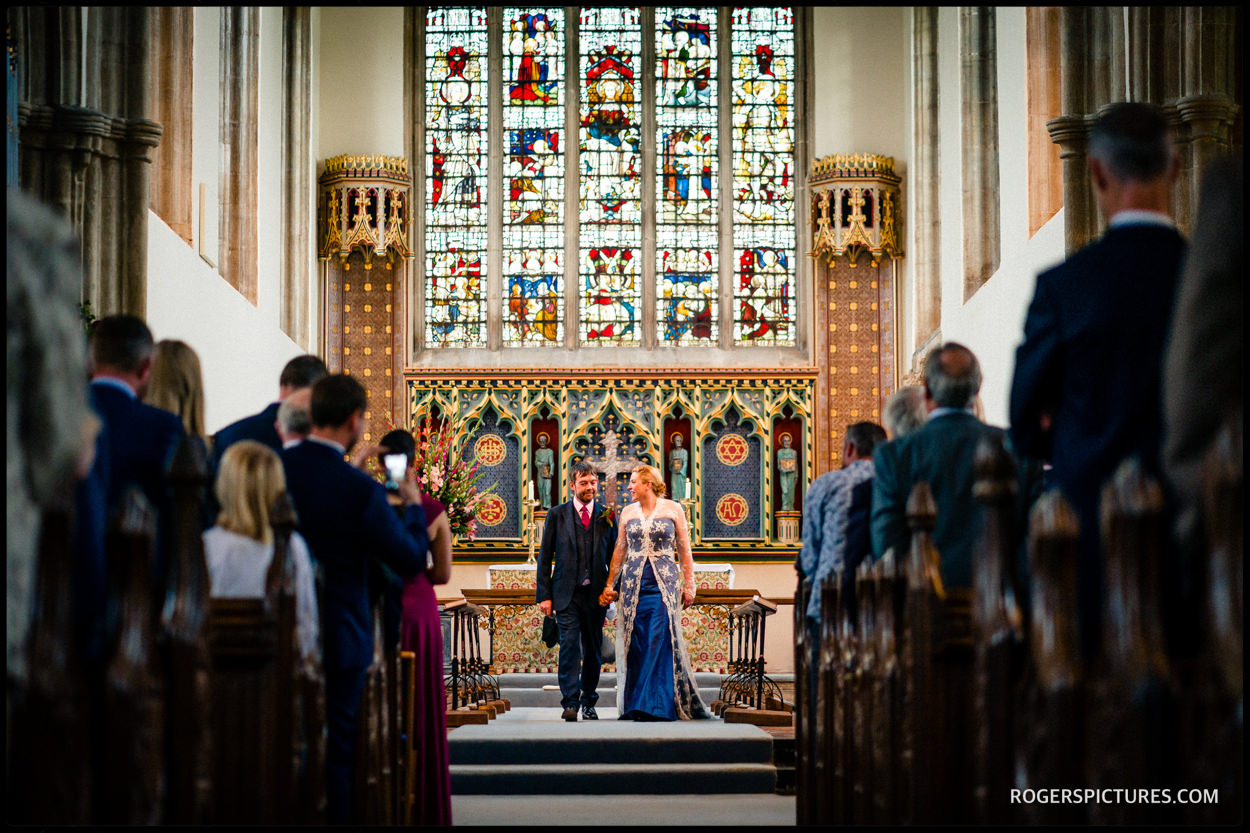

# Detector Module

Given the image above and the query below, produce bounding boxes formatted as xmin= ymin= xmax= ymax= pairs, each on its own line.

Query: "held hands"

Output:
xmin=538 ymin=599 xmax=552 ymax=617
xmin=598 ymin=588 xmax=618 ymax=608
xmin=681 ymin=587 xmax=696 ymax=609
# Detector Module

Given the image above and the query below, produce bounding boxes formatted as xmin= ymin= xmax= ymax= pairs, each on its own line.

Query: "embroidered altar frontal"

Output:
xmin=403 ymin=367 xmax=815 ymax=556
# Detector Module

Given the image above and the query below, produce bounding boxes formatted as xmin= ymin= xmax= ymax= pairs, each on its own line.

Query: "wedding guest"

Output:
xmin=204 ymin=440 xmax=319 ymax=662
xmin=275 ymin=388 xmax=313 ymax=448
xmin=882 ymin=385 xmax=926 ymax=440
xmin=600 ymin=464 xmax=710 ymax=721
xmin=144 ymin=338 xmax=213 ymax=529
xmin=377 ymin=428 xmax=452 ymax=825
xmin=280 ymin=373 xmax=430 ymax=825
xmin=211 ymin=353 xmax=327 ymax=472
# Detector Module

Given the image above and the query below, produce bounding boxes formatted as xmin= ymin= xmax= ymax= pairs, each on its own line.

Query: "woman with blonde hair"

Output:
xmin=204 ymin=440 xmax=319 ymax=661
xmin=144 ymin=338 xmax=208 ymax=446
xmin=600 ymin=463 xmax=710 ymax=721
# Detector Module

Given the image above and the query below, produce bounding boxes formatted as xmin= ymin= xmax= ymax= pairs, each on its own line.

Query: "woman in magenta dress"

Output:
xmin=380 ymin=430 xmax=454 ymax=825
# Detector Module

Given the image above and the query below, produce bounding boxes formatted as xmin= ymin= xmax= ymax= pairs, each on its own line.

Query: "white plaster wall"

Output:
xmin=317 ymin=7 xmax=406 ymax=160
xmin=811 ymin=7 xmax=908 ymax=161
xmin=147 ymin=213 xmax=304 ymax=435
xmin=930 ymin=7 xmax=1067 ymax=428
xmin=148 ymin=7 xmax=307 ymax=434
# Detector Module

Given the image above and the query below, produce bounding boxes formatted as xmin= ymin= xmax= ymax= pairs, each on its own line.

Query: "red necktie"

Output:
xmin=579 ymin=505 xmax=590 ymax=528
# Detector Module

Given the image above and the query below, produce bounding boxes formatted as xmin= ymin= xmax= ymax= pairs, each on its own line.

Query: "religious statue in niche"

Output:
xmin=777 ymin=432 xmax=798 ymax=511
xmin=534 ymin=432 xmax=555 ymax=509
xmin=669 ymin=433 xmax=689 ymax=500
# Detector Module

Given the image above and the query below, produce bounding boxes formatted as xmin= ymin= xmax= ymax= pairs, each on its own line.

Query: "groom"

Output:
xmin=536 ymin=460 xmax=618 ymax=721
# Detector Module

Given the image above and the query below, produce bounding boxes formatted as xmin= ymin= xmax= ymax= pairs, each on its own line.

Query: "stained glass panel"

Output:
xmin=655 ymin=7 xmax=718 ymax=345
xmin=731 ymin=7 xmax=795 ymax=345
xmin=578 ymin=7 xmax=642 ymax=345
xmin=424 ymin=7 xmax=489 ymax=347
xmin=503 ymin=8 xmax=566 ymax=346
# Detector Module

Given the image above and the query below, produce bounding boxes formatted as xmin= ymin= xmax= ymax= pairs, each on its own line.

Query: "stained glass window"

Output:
xmin=425 ymin=7 xmax=489 ymax=347
xmin=578 ymin=7 xmax=642 ymax=346
xmin=418 ymin=8 xmax=798 ymax=351
xmin=655 ymin=7 xmax=718 ymax=345
xmin=731 ymin=7 xmax=795 ymax=345
xmin=503 ymin=8 xmax=566 ymax=346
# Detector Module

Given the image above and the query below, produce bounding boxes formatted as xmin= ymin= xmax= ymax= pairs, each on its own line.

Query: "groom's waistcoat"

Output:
xmin=574 ymin=508 xmax=592 ymax=586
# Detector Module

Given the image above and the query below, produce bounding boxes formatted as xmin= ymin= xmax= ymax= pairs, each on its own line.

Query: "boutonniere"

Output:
xmin=599 ymin=505 xmax=616 ymax=525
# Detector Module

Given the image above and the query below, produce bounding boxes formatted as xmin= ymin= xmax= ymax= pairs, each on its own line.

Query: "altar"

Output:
xmin=482 ymin=563 xmax=736 ymax=673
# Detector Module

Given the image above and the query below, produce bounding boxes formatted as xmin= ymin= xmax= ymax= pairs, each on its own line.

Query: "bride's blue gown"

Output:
xmin=615 ymin=515 xmax=711 ymax=721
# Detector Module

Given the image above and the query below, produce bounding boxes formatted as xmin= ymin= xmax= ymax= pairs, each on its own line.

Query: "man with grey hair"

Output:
xmin=275 ymin=387 xmax=313 ymax=447
xmin=1010 ymin=101 xmax=1185 ymax=658
xmin=882 ymin=385 xmax=926 ymax=440
xmin=871 ymin=342 xmax=1003 ymax=589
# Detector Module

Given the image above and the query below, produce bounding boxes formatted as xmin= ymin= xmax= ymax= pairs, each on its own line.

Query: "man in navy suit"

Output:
xmin=871 ymin=343 xmax=1003 ymax=590
xmin=87 ymin=315 xmax=186 ymax=517
xmin=210 ymin=352 xmax=327 ymax=472
xmin=536 ymin=460 xmax=618 ymax=721
xmin=280 ymin=373 xmax=430 ymax=825
xmin=1010 ymin=101 xmax=1186 ymax=658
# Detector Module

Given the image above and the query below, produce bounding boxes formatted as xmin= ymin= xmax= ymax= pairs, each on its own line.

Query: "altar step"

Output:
xmin=494 ymin=671 xmax=722 ymax=709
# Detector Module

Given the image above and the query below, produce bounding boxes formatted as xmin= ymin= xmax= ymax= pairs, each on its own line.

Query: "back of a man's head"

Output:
xmin=1088 ymin=102 xmax=1174 ymax=184
xmin=924 ymin=342 xmax=982 ymax=410
xmin=310 ymin=373 xmax=367 ymax=429
xmin=89 ymin=314 xmax=154 ymax=374
xmin=883 ymin=385 xmax=927 ymax=439
xmin=845 ymin=421 xmax=888 ymax=459
xmin=276 ymin=393 xmax=313 ymax=439
xmin=280 ymin=354 xmax=329 ymax=392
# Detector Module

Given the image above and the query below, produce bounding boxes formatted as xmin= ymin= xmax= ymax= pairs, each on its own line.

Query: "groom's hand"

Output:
xmin=539 ymin=600 xmax=552 ymax=616
xmin=599 ymin=588 xmax=618 ymax=607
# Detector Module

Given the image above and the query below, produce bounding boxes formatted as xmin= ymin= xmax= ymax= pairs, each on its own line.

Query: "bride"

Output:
xmin=599 ymin=464 xmax=711 ymax=721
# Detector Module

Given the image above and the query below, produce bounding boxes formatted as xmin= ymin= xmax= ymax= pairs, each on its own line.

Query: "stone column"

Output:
xmin=911 ymin=7 xmax=940 ymax=353
xmin=148 ymin=7 xmax=195 ymax=246
xmin=281 ymin=7 xmax=313 ymax=348
xmin=1050 ymin=6 xmax=1095 ymax=255
xmin=959 ymin=7 xmax=999 ymax=300
xmin=219 ymin=7 xmax=259 ymax=305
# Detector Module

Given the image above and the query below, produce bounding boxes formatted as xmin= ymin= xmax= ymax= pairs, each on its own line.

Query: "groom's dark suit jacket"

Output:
xmin=536 ymin=499 xmax=617 ymax=612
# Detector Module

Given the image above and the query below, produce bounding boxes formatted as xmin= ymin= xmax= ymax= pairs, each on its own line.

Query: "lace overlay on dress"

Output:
xmin=612 ymin=499 xmax=710 ymax=720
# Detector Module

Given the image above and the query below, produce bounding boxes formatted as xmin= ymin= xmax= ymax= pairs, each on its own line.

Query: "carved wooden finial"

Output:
xmin=972 ymin=433 xmax=1016 ymax=503
xmin=166 ymin=434 xmax=209 ymax=486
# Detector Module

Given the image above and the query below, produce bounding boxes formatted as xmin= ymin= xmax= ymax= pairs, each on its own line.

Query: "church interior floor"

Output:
xmin=448 ymin=705 xmax=796 ymax=826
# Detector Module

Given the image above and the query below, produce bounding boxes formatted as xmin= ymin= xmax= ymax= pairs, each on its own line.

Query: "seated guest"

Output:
xmin=210 ymin=353 xmax=327 ymax=472
xmin=871 ymin=342 xmax=1002 ymax=589
xmin=144 ymin=338 xmax=213 ymax=529
xmin=280 ymin=374 xmax=430 ymax=825
xmin=275 ymin=387 xmax=313 ymax=448
xmin=204 ymin=440 xmax=319 ymax=662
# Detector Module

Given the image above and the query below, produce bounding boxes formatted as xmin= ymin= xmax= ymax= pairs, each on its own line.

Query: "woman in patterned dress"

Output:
xmin=599 ymin=464 xmax=710 ymax=720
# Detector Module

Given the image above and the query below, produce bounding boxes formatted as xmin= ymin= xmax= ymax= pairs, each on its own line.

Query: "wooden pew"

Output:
xmin=99 ymin=487 xmax=166 ymax=825
xmin=160 ymin=435 xmax=213 ymax=823
xmin=970 ymin=435 xmax=1026 ymax=824
xmin=8 ymin=490 xmax=92 ymax=823
xmin=206 ymin=492 xmax=323 ymax=824
xmin=793 ymin=576 xmax=813 ymax=825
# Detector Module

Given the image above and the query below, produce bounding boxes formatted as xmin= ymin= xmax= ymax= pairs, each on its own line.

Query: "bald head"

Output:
xmin=275 ymin=387 xmax=313 ymax=443
xmin=923 ymin=342 xmax=982 ymax=410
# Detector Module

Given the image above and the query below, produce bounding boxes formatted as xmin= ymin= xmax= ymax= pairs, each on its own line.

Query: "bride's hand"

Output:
xmin=599 ymin=588 xmax=618 ymax=607
xmin=681 ymin=588 xmax=695 ymax=609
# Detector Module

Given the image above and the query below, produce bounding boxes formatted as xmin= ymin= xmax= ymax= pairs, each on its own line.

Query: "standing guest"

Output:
xmin=87 ymin=315 xmax=186 ymax=517
xmin=211 ymin=353 xmax=327 ymax=472
xmin=1010 ymin=101 xmax=1186 ymax=657
xmin=280 ymin=373 xmax=430 ymax=825
xmin=144 ymin=338 xmax=213 ymax=529
xmin=536 ymin=460 xmax=618 ymax=721
xmin=204 ymin=441 xmax=319 ymax=662
xmin=375 ymin=429 xmax=453 ymax=825
xmin=797 ymin=422 xmax=887 ymax=703
xmin=275 ymin=388 xmax=313 ymax=448
xmin=600 ymin=464 xmax=710 ymax=722
xmin=871 ymin=343 xmax=1002 ymax=589
xmin=882 ymin=385 xmax=927 ymax=441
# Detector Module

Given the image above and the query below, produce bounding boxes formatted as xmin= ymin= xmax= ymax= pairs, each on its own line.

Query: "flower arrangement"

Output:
xmin=371 ymin=414 xmax=494 ymax=541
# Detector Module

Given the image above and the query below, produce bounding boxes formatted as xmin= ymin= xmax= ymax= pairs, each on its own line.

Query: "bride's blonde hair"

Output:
xmin=632 ymin=463 xmax=666 ymax=498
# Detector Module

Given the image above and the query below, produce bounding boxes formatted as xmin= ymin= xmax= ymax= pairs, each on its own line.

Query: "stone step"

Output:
xmin=499 ymin=686 xmax=723 ymax=709
xmin=451 ymin=762 xmax=777 ymax=795
xmin=449 ymin=721 xmax=773 ymax=766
